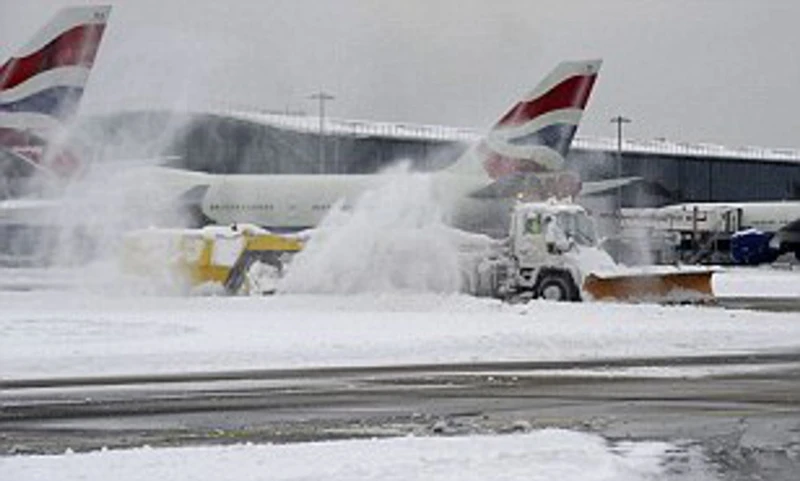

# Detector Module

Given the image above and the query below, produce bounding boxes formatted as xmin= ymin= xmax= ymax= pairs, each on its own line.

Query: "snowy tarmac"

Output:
xmin=4 ymin=290 xmax=800 ymax=381
xmin=3 ymin=351 xmax=800 ymax=479
xmin=2 ymin=265 xmax=800 ymax=479
xmin=2 ymin=265 xmax=800 ymax=381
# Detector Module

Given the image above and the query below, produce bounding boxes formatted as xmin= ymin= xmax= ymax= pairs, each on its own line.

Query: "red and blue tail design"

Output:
xmin=0 ymin=5 xmax=110 ymax=177
xmin=447 ymin=60 xmax=600 ymax=185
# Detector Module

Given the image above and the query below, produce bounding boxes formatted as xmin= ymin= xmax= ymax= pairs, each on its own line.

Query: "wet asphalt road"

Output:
xmin=3 ymin=353 xmax=800 ymax=479
xmin=716 ymin=296 xmax=800 ymax=313
xmin=3 ymin=295 xmax=800 ymax=479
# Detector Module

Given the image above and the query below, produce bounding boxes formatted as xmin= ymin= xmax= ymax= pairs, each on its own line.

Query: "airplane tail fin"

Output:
xmin=446 ymin=59 xmax=601 ymax=184
xmin=0 ymin=5 xmax=111 ymax=178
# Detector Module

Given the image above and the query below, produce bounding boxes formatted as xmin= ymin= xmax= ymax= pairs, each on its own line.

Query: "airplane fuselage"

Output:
xmin=658 ymin=201 xmax=800 ymax=234
xmin=200 ymin=172 xmax=492 ymax=230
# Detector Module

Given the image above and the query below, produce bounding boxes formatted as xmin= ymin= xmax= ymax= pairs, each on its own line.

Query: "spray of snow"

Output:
xmin=39 ymin=132 xmax=196 ymax=296
xmin=279 ymin=163 xmax=489 ymax=294
xmin=564 ymin=245 xmax=619 ymax=279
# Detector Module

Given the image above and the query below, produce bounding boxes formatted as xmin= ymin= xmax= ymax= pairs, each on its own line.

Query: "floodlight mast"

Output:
xmin=610 ymin=115 xmax=632 ymax=214
xmin=309 ymin=91 xmax=335 ymax=173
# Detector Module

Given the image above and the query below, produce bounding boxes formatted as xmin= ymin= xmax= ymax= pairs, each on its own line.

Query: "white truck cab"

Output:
xmin=495 ymin=200 xmax=599 ymax=301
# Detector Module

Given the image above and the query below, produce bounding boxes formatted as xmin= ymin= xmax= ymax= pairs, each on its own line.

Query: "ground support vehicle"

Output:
xmin=465 ymin=200 xmax=715 ymax=303
xmin=121 ymin=224 xmax=303 ymax=295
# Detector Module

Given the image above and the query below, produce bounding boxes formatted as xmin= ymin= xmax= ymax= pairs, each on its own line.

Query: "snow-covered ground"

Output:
xmin=1 ymin=264 xmax=796 ymax=480
xmin=713 ymin=265 xmax=800 ymax=297
xmin=1 ymin=429 xmax=714 ymax=481
xmin=1 ymin=266 xmax=800 ymax=381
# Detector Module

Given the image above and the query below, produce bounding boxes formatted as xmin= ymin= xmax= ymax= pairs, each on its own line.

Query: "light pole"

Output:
xmin=610 ymin=115 xmax=631 ymax=215
xmin=308 ymin=91 xmax=335 ymax=173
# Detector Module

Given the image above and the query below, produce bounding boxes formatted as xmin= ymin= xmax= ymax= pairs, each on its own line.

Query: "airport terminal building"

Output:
xmin=68 ymin=109 xmax=800 ymax=208
xmin=2 ymin=109 xmax=799 ymax=208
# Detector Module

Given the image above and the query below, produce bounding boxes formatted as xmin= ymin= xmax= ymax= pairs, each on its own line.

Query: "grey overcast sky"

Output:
xmin=2 ymin=1 xmax=800 ymax=149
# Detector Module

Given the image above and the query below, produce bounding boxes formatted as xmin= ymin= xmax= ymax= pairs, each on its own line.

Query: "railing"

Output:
xmin=209 ymin=108 xmax=800 ymax=163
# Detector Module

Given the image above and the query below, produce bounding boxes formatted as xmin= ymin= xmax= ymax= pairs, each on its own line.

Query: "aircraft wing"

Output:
xmin=468 ymin=174 xmax=538 ymax=198
xmin=0 ymin=197 xmax=61 ymax=226
xmin=469 ymin=174 xmax=642 ymax=199
xmin=579 ymin=176 xmax=642 ymax=196
xmin=0 ymin=166 xmax=211 ymax=227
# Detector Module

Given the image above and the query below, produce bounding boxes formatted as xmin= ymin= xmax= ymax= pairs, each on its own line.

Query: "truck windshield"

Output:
xmin=556 ymin=212 xmax=597 ymax=246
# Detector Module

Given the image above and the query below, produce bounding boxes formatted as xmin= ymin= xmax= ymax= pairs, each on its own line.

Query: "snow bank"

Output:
xmin=3 ymin=290 xmax=800 ymax=380
xmin=1 ymin=430 xmax=713 ymax=481
xmin=712 ymin=266 xmax=800 ymax=297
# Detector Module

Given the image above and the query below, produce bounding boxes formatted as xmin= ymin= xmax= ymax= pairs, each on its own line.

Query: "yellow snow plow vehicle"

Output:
xmin=121 ymin=224 xmax=303 ymax=294
xmin=467 ymin=200 xmax=715 ymax=303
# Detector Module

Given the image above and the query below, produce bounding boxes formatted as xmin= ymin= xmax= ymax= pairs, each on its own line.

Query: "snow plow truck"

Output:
xmin=462 ymin=199 xmax=715 ymax=302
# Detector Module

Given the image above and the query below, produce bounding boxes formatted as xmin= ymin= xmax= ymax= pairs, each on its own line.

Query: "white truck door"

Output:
xmin=515 ymin=212 xmax=548 ymax=267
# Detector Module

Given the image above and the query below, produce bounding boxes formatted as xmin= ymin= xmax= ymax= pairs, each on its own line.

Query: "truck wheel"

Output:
xmin=536 ymin=272 xmax=580 ymax=302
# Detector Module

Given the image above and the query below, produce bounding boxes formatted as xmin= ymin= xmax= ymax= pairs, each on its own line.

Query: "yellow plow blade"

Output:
xmin=582 ymin=269 xmax=714 ymax=303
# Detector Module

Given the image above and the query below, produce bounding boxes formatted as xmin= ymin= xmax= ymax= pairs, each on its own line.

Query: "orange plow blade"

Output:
xmin=582 ymin=269 xmax=714 ymax=303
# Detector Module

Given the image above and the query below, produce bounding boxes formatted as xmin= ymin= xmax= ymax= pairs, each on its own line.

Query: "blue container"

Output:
xmin=731 ymin=229 xmax=779 ymax=265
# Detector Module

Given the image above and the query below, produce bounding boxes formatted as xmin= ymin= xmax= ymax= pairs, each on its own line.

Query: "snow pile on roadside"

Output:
xmin=4 ymin=290 xmax=800 ymax=380
xmin=1 ymin=430 xmax=713 ymax=481
xmin=712 ymin=266 xmax=800 ymax=297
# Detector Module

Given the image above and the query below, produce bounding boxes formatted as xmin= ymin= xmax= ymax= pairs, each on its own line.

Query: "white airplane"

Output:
xmin=163 ymin=59 xmax=643 ymax=232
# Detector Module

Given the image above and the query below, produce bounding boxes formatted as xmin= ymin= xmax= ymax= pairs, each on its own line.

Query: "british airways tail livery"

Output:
xmin=446 ymin=60 xmax=599 ymax=177
xmin=0 ymin=5 xmax=111 ymax=177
